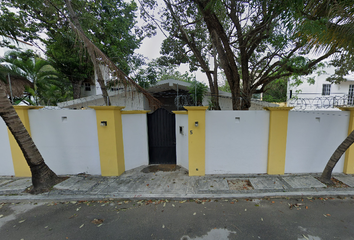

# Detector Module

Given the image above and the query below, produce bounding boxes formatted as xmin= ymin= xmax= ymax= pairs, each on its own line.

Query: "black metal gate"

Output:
xmin=147 ymin=108 xmax=176 ymax=164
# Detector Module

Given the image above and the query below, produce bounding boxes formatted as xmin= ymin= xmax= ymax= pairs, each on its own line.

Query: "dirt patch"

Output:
xmin=316 ymin=177 xmax=349 ymax=188
xmin=227 ymin=179 xmax=253 ymax=190
xmin=23 ymin=176 xmax=69 ymax=193
xmin=141 ymin=164 xmax=181 ymax=173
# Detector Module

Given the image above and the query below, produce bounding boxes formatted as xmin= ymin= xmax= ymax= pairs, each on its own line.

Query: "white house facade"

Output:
xmin=287 ymin=66 xmax=354 ymax=110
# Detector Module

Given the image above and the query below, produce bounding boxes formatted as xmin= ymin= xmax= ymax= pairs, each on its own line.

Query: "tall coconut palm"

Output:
xmin=0 ymin=82 xmax=59 ymax=194
xmin=302 ymin=0 xmax=354 ymax=184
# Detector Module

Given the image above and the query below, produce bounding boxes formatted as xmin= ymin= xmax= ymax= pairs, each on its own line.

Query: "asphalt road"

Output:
xmin=0 ymin=197 xmax=353 ymax=240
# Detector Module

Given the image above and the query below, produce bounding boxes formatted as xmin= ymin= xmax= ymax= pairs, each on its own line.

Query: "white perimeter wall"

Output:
xmin=285 ymin=111 xmax=349 ymax=173
xmin=175 ymin=114 xmax=189 ymax=170
xmin=205 ymin=111 xmax=270 ymax=174
xmin=122 ymin=113 xmax=149 ymax=171
xmin=28 ymin=109 xmax=101 ymax=175
xmin=0 ymin=119 xmax=14 ymax=175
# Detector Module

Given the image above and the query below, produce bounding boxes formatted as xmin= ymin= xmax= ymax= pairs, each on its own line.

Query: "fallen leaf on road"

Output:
xmin=79 ymin=224 xmax=84 ymax=228
xmin=91 ymin=219 xmax=104 ymax=225
xmin=245 ymin=209 xmax=247 ymax=211
xmin=326 ymin=214 xmax=331 ymax=216
xmin=172 ymin=204 xmax=175 ymax=207
xmin=76 ymin=207 xmax=81 ymax=212
xmin=193 ymin=212 xmax=196 ymax=215
xmin=162 ymin=225 xmax=165 ymax=228
xmin=0 ymin=215 xmax=3 ymax=218
xmin=261 ymin=218 xmax=263 ymax=221
xmin=19 ymin=220 xmax=25 ymax=223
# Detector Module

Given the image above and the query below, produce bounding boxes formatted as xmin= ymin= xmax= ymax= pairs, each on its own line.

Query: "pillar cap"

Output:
xmin=89 ymin=106 xmax=125 ymax=110
xmin=263 ymin=107 xmax=294 ymax=111
xmin=172 ymin=110 xmax=188 ymax=114
xmin=13 ymin=106 xmax=43 ymax=110
xmin=184 ymin=106 xmax=208 ymax=111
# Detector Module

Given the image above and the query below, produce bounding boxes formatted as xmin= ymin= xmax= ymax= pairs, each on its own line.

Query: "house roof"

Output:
xmin=58 ymin=78 xmax=278 ymax=109
xmin=148 ymin=79 xmax=232 ymax=98
xmin=0 ymin=75 xmax=33 ymax=98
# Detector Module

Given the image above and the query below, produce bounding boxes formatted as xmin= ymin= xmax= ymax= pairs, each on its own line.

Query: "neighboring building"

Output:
xmin=0 ymin=37 xmax=36 ymax=103
xmin=287 ymin=67 xmax=354 ymax=110
xmin=58 ymin=79 xmax=278 ymax=110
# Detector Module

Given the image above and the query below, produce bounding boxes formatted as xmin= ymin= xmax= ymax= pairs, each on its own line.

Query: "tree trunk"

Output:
xmin=212 ymin=46 xmax=221 ymax=110
xmin=72 ymin=80 xmax=83 ymax=99
xmin=320 ymin=129 xmax=354 ymax=184
xmin=0 ymin=85 xmax=59 ymax=194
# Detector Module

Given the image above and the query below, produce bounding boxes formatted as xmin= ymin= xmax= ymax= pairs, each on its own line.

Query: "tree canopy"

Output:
xmin=141 ymin=0 xmax=345 ymax=109
xmin=0 ymin=0 xmax=152 ymax=100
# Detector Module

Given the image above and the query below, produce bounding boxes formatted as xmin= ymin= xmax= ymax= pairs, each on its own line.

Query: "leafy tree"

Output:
xmin=45 ymin=32 xmax=93 ymax=99
xmin=262 ymin=78 xmax=288 ymax=103
xmin=0 ymin=0 xmax=151 ymax=101
xmin=141 ymin=0 xmax=338 ymax=110
xmin=188 ymin=80 xmax=208 ymax=106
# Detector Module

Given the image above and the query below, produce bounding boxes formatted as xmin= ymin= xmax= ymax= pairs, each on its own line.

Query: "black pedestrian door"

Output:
xmin=147 ymin=108 xmax=176 ymax=164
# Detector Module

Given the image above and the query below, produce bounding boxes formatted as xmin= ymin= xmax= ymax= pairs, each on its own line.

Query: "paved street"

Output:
xmin=1 ymin=197 xmax=353 ymax=240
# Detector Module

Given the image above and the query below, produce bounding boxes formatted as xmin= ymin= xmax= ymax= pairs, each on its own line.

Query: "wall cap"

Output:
xmin=121 ymin=110 xmax=151 ymax=114
xmin=184 ymin=106 xmax=209 ymax=111
xmin=338 ymin=107 xmax=354 ymax=111
xmin=172 ymin=110 xmax=188 ymax=114
xmin=89 ymin=106 xmax=125 ymax=110
xmin=263 ymin=107 xmax=294 ymax=111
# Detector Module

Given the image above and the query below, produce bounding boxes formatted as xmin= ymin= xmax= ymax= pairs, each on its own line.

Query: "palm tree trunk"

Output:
xmin=0 ymin=85 xmax=59 ymax=194
xmin=320 ymin=129 xmax=354 ymax=184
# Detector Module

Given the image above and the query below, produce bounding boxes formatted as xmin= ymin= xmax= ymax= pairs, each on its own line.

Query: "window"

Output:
xmin=84 ymin=82 xmax=91 ymax=91
xmin=348 ymin=85 xmax=354 ymax=105
xmin=322 ymin=84 xmax=331 ymax=95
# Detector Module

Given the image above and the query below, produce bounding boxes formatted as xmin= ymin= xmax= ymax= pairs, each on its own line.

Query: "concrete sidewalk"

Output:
xmin=1 ymin=165 xmax=354 ymax=201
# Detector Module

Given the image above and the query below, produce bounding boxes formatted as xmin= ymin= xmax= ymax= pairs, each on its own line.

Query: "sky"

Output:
xmin=134 ymin=0 xmax=211 ymax=85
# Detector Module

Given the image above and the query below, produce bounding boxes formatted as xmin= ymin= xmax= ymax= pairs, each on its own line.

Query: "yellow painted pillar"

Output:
xmin=338 ymin=107 xmax=354 ymax=174
xmin=90 ymin=106 xmax=126 ymax=176
xmin=184 ymin=106 xmax=208 ymax=176
xmin=8 ymin=106 xmax=43 ymax=177
xmin=264 ymin=107 xmax=293 ymax=175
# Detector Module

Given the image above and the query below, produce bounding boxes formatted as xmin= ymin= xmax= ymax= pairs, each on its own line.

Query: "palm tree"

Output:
xmin=0 ymin=78 xmax=59 ymax=194
xmin=302 ymin=0 xmax=354 ymax=184
xmin=0 ymin=50 xmax=67 ymax=105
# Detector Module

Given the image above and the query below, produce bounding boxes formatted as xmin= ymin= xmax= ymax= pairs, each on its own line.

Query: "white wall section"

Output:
xmin=285 ymin=111 xmax=349 ymax=173
xmin=175 ymin=114 xmax=189 ymax=170
xmin=122 ymin=113 xmax=149 ymax=171
xmin=205 ymin=111 xmax=269 ymax=174
xmin=28 ymin=109 xmax=101 ymax=175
